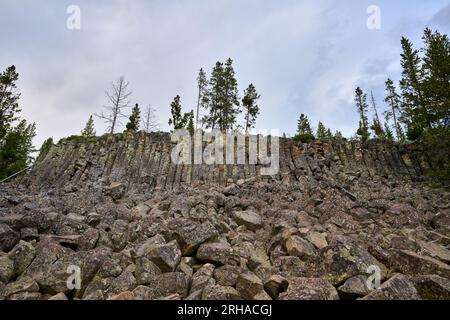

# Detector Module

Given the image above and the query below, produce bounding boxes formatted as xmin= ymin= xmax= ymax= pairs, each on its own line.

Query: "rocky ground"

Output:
xmin=1 ymin=172 xmax=449 ymax=300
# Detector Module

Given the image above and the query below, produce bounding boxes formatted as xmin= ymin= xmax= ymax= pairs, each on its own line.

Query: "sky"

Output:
xmin=1 ymin=0 xmax=449 ymax=147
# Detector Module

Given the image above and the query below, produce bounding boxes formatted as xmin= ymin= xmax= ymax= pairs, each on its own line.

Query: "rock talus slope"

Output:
xmin=0 ymin=132 xmax=449 ymax=300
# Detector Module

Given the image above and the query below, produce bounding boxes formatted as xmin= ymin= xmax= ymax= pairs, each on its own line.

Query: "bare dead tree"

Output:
xmin=141 ymin=104 xmax=160 ymax=133
xmin=95 ymin=76 xmax=132 ymax=134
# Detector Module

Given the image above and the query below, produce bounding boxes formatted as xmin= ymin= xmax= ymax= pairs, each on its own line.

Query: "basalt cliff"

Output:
xmin=0 ymin=131 xmax=449 ymax=300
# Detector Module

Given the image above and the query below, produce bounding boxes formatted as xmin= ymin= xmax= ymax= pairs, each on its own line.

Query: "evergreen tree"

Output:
xmin=326 ymin=128 xmax=333 ymax=138
xmin=0 ymin=65 xmax=21 ymax=142
xmin=202 ymin=58 xmax=241 ymax=132
xmin=422 ymin=28 xmax=450 ymax=128
xmin=399 ymin=37 xmax=430 ymax=138
xmin=126 ymin=103 xmax=141 ymax=131
xmin=81 ymin=115 xmax=96 ymax=137
xmin=36 ymin=137 xmax=54 ymax=162
xmin=355 ymin=87 xmax=370 ymax=142
xmin=294 ymin=114 xmax=315 ymax=142
xmin=0 ymin=120 xmax=36 ymax=180
xmin=195 ymin=68 xmax=208 ymax=128
xmin=168 ymin=95 xmax=190 ymax=130
xmin=187 ymin=110 xmax=195 ymax=135
xmin=384 ymin=78 xmax=402 ymax=141
xmin=334 ymin=131 xmax=343 ymax=140
xmin=242 ymin=83 xmax=261 ymax=133
xmin=316 ymin=121 xmax=328 ymax=138
xmin=384 ymin=122 xmax=394 ymax=141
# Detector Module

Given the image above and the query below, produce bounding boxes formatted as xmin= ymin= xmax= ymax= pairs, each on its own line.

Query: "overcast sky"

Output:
xmin=1 ymin=0 xmax=449 ymax=147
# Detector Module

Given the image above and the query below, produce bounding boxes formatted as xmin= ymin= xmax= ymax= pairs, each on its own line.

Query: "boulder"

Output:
xmin=172 ymin=220 xmax=218 ymax=255
xmin=264 ymin=275 xmax=289 ymax=300
xmin=147 ymin=240 xmax=181 ymax=272
xmin=202 ymin=285 xmax=242 ymax=300
xmin=197 ymin=242 xmax=239 ymax=266
xmin=361 ymin=274 xmax=420 ymax=300
xmin=285 ymin=235 xmax=316 ymax=260
xmin=411 ymin=275 xmax=450 ymax=300
xmin=233 ymin=210 xmax=263 ymax=231
xmin=280 ymin=277 xmax=339 ymax=300
xmin=337 ymin=275 xmax=370 ymax=299
xmin=3 ymin=277 xmax=40 ymax=298
xmin=8 ymin=240 xmax=36 ymax=277
xmin=0 ymin=223 xmax=20 ymax=252
xmin=236 ymin=272 xmax=266 ymax=300
xmin=213 ymin=265 xmax=240 ymax=287
xmin=0 ymin=255 xmax=14 ymax=283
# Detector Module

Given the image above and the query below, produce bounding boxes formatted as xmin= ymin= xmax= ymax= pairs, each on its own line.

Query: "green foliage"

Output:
xmin=0 ymin=66 xmax=36 ymax=180
xmin=420 ymin=127 xmax=450 ymax=182
xmin=0 ymin=120 xmax=36 ymax=179
xmin=294 ymin=114 xmax=315 ymax=142
xmin=81 ymin=115 xmax=96 ymax=137
xmin=195 ymin=68 xmax=208 ymax=128
xmin=0 ymin=65 xmax=21 ymax=141
xmin=187 ymin=110 xmax=195 ymax=135
xmin=354 ymin=87 xmax=370 ymax=142
xmin=383 ymin=122 xmax=394 ymax=141
xmin=126 ymin=104 xmax=141 ymax=131
xmin=316 ymin=121 xmax=328 ymax=138
xmin=242 ymin=83 xmax=261 ymax=132
xmin=334 ymin=131 xmax=343 ymax=140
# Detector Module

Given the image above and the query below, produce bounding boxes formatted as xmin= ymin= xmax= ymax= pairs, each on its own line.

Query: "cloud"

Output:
xmin=0 ymin=0 xmax=448 ymax=146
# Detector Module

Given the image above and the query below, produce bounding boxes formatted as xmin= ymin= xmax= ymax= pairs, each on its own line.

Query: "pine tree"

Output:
xmin=316 ymin=121 xmax=328 ymax=138
xmin=334 ymin=131 xmax=343 ymax=140
xmin=126 ymin=104 xmax=141 ymax=131
xmin=384 ymin=78 xmax=402 ymax=141
xmin=0 ymin=120 xmax=36 ymax=180
xmin=422 ymin=28 xmax=450 ymax=128
xmin=400 ymin=37 xmax=430 ymax=138
xmin=168 ymin=95 xmax=190 ymax=130
xmin=326 ymin=128 xmax=333 ymax=138
xmin=202 ymin=59 xmax=241 ymax=132
xmin=187 ymin=110 xmax=195 ymax=135
xmin=202 ymin=62 xmax=223 ymax=129
xmin=0 ymin=65 xmax=21 ymax=142
xmin=81 ymin=115 xmax=96 ymax=137
xmin=384 ymin=122 xmax=394 ymax=141
xmin=195 ymin=68 xmax=208 ymax=128
xmin=355 ymin=87 xmax=370 ymax=142
xmin=242 ymin=84 xmax=261 ymax=133
xmin=294 ymin=114 xmax=315 ymax=142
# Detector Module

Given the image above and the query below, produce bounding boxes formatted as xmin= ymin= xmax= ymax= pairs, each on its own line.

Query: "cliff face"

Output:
xmin=25 ymin=131 xmax=427 ymax=191
xmin=1 ymin=132 xmax=449 ymax=301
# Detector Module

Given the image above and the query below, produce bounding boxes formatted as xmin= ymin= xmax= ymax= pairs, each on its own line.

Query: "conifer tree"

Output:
xmin=36 ymin=137 xmax=54 ymax=162
xmin=0 ymin=65 xmax=21 ymax=142
xmin=81 ymin=115 xmax=96 ymax=137
xmin=316 ymin=121 xmax=328 ymax=138
xmin=242 ymin=83 xmax=261 ymax=133
xmin=294 ymin=114 xmax=315 ymax=142
xmin=195 ymin=68 xmax=208 ymax=128
xmin=126 ymin=104 xmax=141 ymax=131
xmin=187 ymin=110 xmax=195 ymax=135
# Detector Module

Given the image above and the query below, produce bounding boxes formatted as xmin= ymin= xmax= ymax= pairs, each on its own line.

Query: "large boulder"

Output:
xmin=0 ymin=255 xmax=14 ymax=283
xmin=411 ymin=275 xmax=450 ymax=300
xmin=285 ymin=235 xmax=316 ymax=260
xmin=236 ymin=272 xmax=271 ymax=300
xmin=8 ymin=240 xmax=36 ymax=277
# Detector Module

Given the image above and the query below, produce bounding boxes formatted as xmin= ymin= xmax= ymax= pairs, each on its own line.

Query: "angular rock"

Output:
xmin=236 ymin=272 xmax=265 ymax=300
xmin=391 ymin=250 xmax=450 ymax=278
xmin=3 ymin=276 xmax=40 ymax=298
xmin=8 ymin=240 xmax=36 ymax=277
xmin=264 ymin=275 xmax=289 ymax=300
xmin=135 ymin=256 xmax=162 ymax=285
xmin=411 ymin=274 xmax=450 ymax=300
xmin=280 ymin=277 xmax=339 ymax=300
xmin=285 ymin=235 xmax=315 ymax=260
xmin=202 ymin=285 xmax=242 ymax=300
xmin=197 ymin=242 xmax=239 ymax=266
xmin=233 ymin=210 xmax=263 ymax=231
xmin=0 ymin=223 xmax=20 ymax=252
xmin=0 ymin=255 xmax=14 ymax=283
xmin=20 ymin=227 xmax=39 ymax=242
xmin=362 ymin=274 xmax=420 ymax=300
xmin=337 ymin=275 xmax=370 ymax=300
xmin=173 ymin=220 xmax=218 ymax=255
xmin=213 ymin=265 xmax=240 ymax=287
xmin=147 ymin=240 xmax=181 ymax=272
